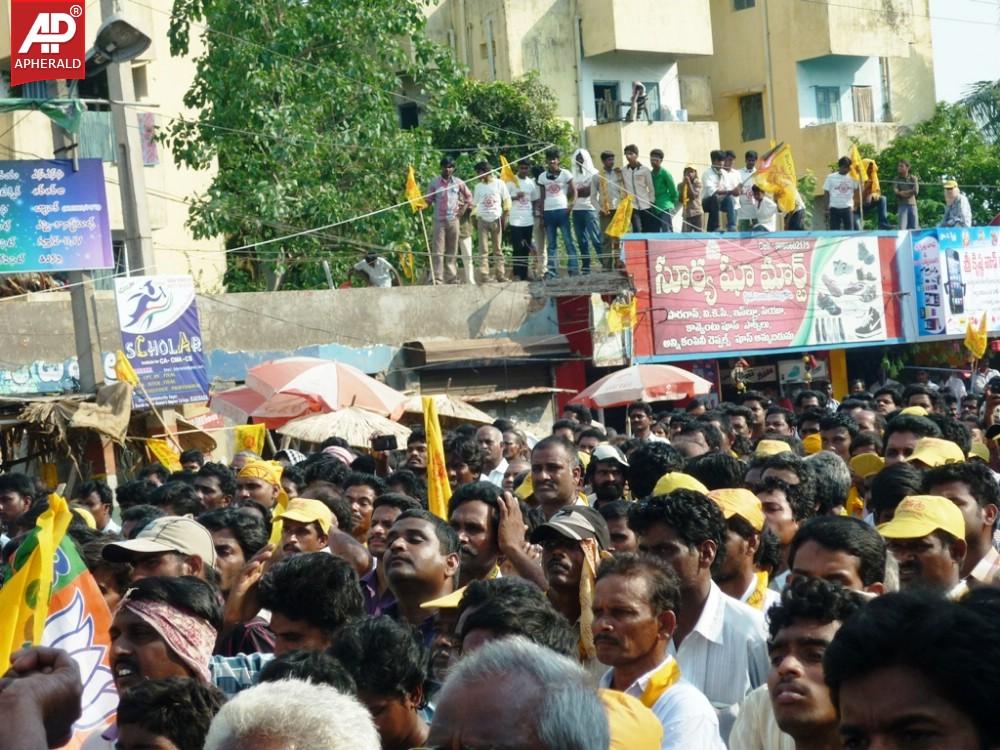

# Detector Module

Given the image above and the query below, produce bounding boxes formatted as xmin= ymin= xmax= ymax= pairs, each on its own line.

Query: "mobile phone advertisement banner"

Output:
xmin=911 ymin=226 xmax=1000 ymax=338
xmin=114 ymin=274 xmax=210 ymax=409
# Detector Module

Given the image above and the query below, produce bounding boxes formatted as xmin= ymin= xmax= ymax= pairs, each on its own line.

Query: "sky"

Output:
xmin=931 ymin=0 xmax=1000 ymax=102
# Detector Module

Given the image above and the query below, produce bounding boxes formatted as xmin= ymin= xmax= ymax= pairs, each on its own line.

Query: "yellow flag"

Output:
xmin=864 ymin=158 xmax=881 ymax=197
xmin=607 ymin=298 xmax=637 ymax=333
xmin=234 ymin=423 xmax=267 ymax=456
xmin=0 ymin=494 xmax=72 ymax=668
xmin=849 ymin=144 xmax=866 ymax=186
xmin=753 ymin=142 xmax=799 ymax=213
xmin=147 ymin=438 xmax=182 ymax=471
xmin=114 ymin=350 xmax=139 ymax=386
xmin=605 ymin=195 xmax=634 ymax=238
xmin=423 ymin=395 xmax=451 ymax=520
xmin=499 ymin=154 xmax=517 ymax=183
xmin=405 ymin=166 xmax=428 ymax=213
xmin=965 ymin=312 xmax=989 ymax=360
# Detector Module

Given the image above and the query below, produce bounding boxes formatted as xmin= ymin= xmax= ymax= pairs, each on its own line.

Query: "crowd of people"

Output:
xmin=4 ymin=368 xmax=1000 ymax=749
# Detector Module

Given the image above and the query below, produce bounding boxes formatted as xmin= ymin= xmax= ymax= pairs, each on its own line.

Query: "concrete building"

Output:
xmin=0 ymin=0 xmax=226 ymax=290
xmin=422 ymin=0 xmax=721 ymax=176
xmin=679 ymin=0 xmax=935 ymax=193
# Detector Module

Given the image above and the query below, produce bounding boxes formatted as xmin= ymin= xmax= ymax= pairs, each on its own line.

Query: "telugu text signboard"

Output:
xmin=647 ymin=235 xmax=888 ymax=356
xmin=114 ymin=275 xmax=210 ymax=409
xmin=0 ymin=158 xmax=113 ymax=273
xmin=912 ymin=226 xmax=1000 ymax=338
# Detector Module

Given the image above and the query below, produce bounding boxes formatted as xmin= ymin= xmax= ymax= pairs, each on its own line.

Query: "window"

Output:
xmin=739 ymin=93 xmax=765 ymax=142
xmin=852 ymin=85 xmax=874 ymax=122
xmin=734 ymin=0 xmax=756 ymax=8
xmin=642 ymin=81 xmax=662 ymax=121
xmin=815 ymin=86 xmax=841 ymax=122
xmin=594 ymin=82 xmax=620 ymax=123
xmin=398 ymin=103 xmax=419 ymax=130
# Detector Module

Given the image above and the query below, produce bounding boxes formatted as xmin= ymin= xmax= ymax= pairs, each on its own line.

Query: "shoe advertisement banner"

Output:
xmin=912 ymin=226 xmax=1000 ymax=338
xmin=646 ymin=234 xmax=889 ymax=357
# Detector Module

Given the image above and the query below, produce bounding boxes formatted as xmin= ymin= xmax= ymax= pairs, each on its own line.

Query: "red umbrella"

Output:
xmin=569 ymin=364 xmax=713 ymax=409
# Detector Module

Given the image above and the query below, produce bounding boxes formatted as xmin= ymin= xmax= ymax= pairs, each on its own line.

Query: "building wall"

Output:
xmin=0 ymin=0 xmax=226 ymax=290
xmin=581 ymin=55 xmax=682 ymax=125
xmin=796 ymin=55 xmax=885 ymax=127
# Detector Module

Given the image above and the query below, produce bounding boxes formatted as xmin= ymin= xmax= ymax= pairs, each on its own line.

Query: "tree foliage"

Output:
xmin=165 ymin=0 xmax=460 ymax=291
xmin=873 ymin=103 xmax=1000 ymax=226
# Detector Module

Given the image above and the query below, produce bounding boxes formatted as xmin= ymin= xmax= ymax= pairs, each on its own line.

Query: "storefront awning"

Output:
xmin=403 ymin=336 xmax=571 ymax=367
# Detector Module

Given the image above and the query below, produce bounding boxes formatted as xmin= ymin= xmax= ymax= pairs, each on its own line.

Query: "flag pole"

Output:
xmin=418 ymin=209 xmax=435 ymax=285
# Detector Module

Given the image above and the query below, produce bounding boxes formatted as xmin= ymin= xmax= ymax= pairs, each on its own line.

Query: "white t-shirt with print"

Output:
xmin=473 ymin=179 xmax=509 ymax=223
xmin=508 ymin=177 xmax=540 ymax=227
xmin=537 ymin=169 xmax=573 ymax=211
xmin=824 ymin=172 xmax=859 ymax=209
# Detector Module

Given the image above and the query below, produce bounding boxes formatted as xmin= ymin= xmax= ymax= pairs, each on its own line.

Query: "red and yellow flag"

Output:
xmin=405 ymin=166 xmax=428 ymax=212
xmin=753 ymin=142 xmax=799 ymax=213
xmin=423 ymin=395 xmax=451 ymax=519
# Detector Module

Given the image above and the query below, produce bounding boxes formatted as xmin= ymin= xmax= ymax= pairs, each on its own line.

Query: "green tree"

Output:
xmin=165 ymin=0 xmax=461 ymax=291
xmin=424 ymin=73 xmax=575 ymax=169
xmin=873 ymin=103 xmax=1000 ymax=226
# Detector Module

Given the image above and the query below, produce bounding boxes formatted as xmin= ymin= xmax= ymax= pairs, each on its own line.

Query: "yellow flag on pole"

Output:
xmin=965 ymin=312 xmax=989 ymax=360
xmin=114 ymin=350 xmax=139 ymax=386
xmin=849 ymin=144 xmax=866 ymax=186
xmin=0 ymin=494 xmax=72 ymax=668
xmin=607 ymin=298 xmax=638 ymax=333
xmin=605 ymin=195 xmax=634 ymax=238
xmin=753 ymin=142 xmax=800 ymax=213
xmin=234 ymin=423 xmax=267 ymax=456
xmin=405 ymin=166 xmax=428 ymax=213
xmin=423 ymin=396 xmax=451 ymax=520
xmin=147 ymin=438 xmax=183 ymax=471
xmin=499 ymin=154 xmax=517 ymax=183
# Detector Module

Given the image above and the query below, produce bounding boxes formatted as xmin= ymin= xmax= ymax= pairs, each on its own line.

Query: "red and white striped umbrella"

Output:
xmin=569 ymin=365 xmax=713 ymax=409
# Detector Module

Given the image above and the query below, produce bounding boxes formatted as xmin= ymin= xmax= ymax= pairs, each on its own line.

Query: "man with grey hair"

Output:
xmin=203 ymin=678 xmax=379 ymax=750
xmin=477 ymin=424 xmax=508 ymax=487
xmin=428 ymin=636 xmax=609 ymax=750
xmin=803 ymin=451 xmax=851 ymax=515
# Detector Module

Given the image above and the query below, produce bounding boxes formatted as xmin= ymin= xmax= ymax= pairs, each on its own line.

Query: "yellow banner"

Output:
xmin=965 ymin=312 xmax=989 ymax=360
xmin=114 ymin=350 xmax=139 ymax=386
xmin=608 ymin=298 xmax=637 ymax=333
xmin=423 ymin=395 xmax=452 ymax=520
xmin=605 ymin=195 xmax=634 ymax=238
xmin=405 ymin=165 xmax=428 ymax=213
xmin=234 ymin=423 xmax=267 ymax=456
xmin=147 ymin=438 xmax=182 ymax=472
xmin=0 ymin=495 xmax=72 ymax=668
xmin=752 ymin=142 xmax=799 ymax=213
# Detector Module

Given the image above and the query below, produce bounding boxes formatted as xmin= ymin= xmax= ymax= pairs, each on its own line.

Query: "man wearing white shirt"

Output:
xmin=472 ymin=161 xmax=510 ymax=282
xmin=701 ymin=150 xmax=736 ymax=232
xmin=971 ymin=361 xmax=1000 ymax=396
xmin=823 ymin=157 xmax=858 ymax=231
xmin=350 ymin=252 xmax=400 ymax=288
xmin=506 ymin=160 xmax=539 ymax=281
xmin=595 ymin=553 xmax=725 ymax=750
xmin=537 ymin=148 xmax=578 ymax=279
xmin=630 ymin=490 xmax=769 ymax=742
xmin=722 ymin=151 xmax=743 ymax=231
xmin=736 ymin=151 xmax=758 ymax=231
xmin=476 ymin=425 xmax=508 ymax=488
xmin=749 ymin=186 xmax=779 ymax=232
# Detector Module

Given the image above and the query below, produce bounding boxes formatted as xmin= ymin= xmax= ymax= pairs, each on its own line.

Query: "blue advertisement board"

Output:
xmin=0 ymin=158 xmax=113 ymax=273
xmin=114 ymin=275 xmax=210 ymax=408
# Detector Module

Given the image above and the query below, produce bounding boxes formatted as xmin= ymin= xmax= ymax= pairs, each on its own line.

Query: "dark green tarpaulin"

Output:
xmin=0 ymin=99 xmax=85 ymax=134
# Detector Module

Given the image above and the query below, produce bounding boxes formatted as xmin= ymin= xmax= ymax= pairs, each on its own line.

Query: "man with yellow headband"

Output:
xmin=235 ymin=460 xmax=284 ymax=510
xmin=708 ymin=489 xmax=779 ymax=613
xmin=594 ymin=553 xmax=724 ymax=749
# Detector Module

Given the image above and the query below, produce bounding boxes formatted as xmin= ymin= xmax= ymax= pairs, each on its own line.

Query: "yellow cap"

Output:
xmin=708 ymin=488 xmax=765 ymax=531
xmin=849 ymin=453 xmax=885 ymax=479
xmin=899 ymin=405 xmax=929 ymax=417
xmin=943 ymin=179 xmax=959 ymax=189
xmin=802 ymin=433 xmax=822 ymax=455
xmin=877 ymin=495 xmax=965 ymax=541
xmin=71 ymin=505 xmax=96 ymax=529
xmin=514 ymin=473 xmax=533 ymax=500
xmin=421 ymin=585 xmax=467 ymax=610
xmin=970 ymin=441 xmax=990 ymax=461
xmin=653 ymin=472 xmax=708 ymax=496
xmin=905 ymin=437 xmax=965 ymax=468
xmin=276 ymin=498 xmax=334 ymax=534
xmin=599 ymin=689 xmax=664 ymax=750
xmin=755 ymin=439 xmax=792 ymax=457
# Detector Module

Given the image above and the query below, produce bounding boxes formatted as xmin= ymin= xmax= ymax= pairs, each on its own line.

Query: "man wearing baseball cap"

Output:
xmin=708 ymin=489 xmax=779 ymax=613
xmin=103 ymin=516 xmax=217 ymax=583
xmin=586 ymin=444 xmax=629 ymax=508
xmin=530 ymin=506 xmax=611 ymax=664
xmin=276 ymin=498 xmax=333 ymax=557
xmin=878 ymin=495 xmax=967 ymax=596
xmin=905 ymin=436 xmax=965 ymax=469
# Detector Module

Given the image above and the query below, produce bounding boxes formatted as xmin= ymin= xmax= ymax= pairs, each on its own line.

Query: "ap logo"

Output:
xmin=10 ymin=0 xmax=85 ymax=86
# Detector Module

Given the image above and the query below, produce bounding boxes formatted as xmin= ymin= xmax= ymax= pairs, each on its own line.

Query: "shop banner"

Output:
xmin=114 ymin=275 xmax=209 ymax=408
xmin=0 ymin=159 xmax=113 ymax=273
xmin=648 ymin=235 xmax=888 ymax=356
xmin=912 ymin=226 xmax=1000 ymax=337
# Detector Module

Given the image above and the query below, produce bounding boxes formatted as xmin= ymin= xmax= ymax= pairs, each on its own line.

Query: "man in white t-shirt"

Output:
xmin=749 ymin=185 xmax=779 ymax=232
xmin=701 ymin=150 xmax=736 ymax=233
xmin=506 ymin=160 xmax=540 ymax=281
xmin=722 ymin=151 xmax=742 ymax=232
xmin=472 ymin=160 xmax=511 ymax=282
xmin=736 ymin=151 xmax=758 ymax=231
xmin=536 ymin=148 xmax=578 ymax=279
xmin=349 ymin=252 xmax=400 ymax=288
xmin=823 ymin=157 xmax=858 ymax=231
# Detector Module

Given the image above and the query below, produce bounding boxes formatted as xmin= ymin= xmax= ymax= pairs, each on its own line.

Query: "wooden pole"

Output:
xmin=418 ymin=210 xmax=435 ymax=285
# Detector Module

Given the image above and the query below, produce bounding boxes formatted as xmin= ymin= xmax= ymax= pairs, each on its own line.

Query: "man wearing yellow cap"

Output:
xmin=236 ymin=460 xmax=284 ymax=509
xmin=277 ymin=498 xmax=333 ymax=557
xmin=708 ymin=489 xmax=779 ymax=613
xmin=941 ymin=178 xmax=971 ymax=227
xmin=904 ymin=436 xmax=965 ymax=469
xmin=594 ymin=553 xmax=724 ymax=749
xmin=878 ymin=495 xmax=966 ymax=596
xmin=883 ymin=414 xmax=941 ymax=466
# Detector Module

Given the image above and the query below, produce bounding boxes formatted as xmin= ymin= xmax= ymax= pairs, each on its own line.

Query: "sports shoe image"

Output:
xmin=823 ymin=274 xmax=843 ymax=297
xmin=817 ymin=293 xmax=842 ymax=316
xmin=855 ymin=307 xmax=882 ymax=337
